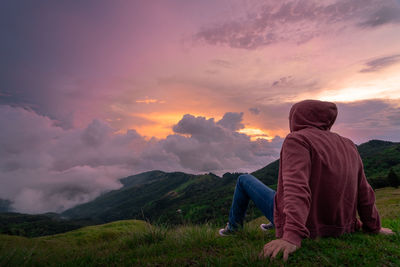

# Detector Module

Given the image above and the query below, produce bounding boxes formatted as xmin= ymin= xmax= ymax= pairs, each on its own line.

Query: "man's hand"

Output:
xmin=259 ymin=239 xmax=298 ymax=262
xmin=379 ymin=227 xmax=394 ymax=235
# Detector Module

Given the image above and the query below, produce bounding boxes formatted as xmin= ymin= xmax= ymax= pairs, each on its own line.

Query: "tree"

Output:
xmin=387 ymin=168 xmax=400 ymax=188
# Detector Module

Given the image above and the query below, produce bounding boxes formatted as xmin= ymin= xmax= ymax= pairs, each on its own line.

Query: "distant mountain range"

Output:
xmin=0 ymin=199 xmax=11 ymax=213
xmin=1 ymin=139 xmax=399 ymax=237
xmin=62 ymin=171 xmax=239 ymax=225
xmin=357 ymin=140 xmax=400 ymax=188
xmin=61 ymin=139 xmax=400 ymax=225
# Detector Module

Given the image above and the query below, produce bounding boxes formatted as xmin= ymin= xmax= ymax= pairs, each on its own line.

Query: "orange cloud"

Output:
xmin=129 ymin=111 xmax=287 ymax=142
xmin=238 ymin=128 xmax=274 ymax=141
xmin=131 ymin=112 xmax=216 ymax=139
xmin=135 ymin=99 xmax=166 ymax=104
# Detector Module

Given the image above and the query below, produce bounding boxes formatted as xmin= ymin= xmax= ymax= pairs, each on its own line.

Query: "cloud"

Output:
xmin=136 ymin=98 xmax=166 ymax=104
xmin=360 ymin=54 xmax=400 ymax=73
xmin=195 ymin=0 xmax=400 ymax=49
xmin=334 ymin=99 xmax=400 ymax=143
xmin=217 ymin=112 xmax=245 ymax=131
xmin=0 ymin=1 xmax=178 ymax=131
xmin=210 ymin=59 xmax=232 ymax=68
xmin=249 ymin=107 xmax=260 ymax=115
xmin=157 ymin=113 xmax=283 ymax=173
xmin=0 ymin=105 xmax=147 ymax=213
xmin=0 ymin=105 xmax=283 ymax=213
xmin=2 ymin=100 xmax=398 ymax=214
xmin=10 ymin=166 xmax=125 ymax=214
xmin=386 ymin=110 xmax=400 ymax=126
xmin=173 ymin=114 xmax=227 ymax=142
xmin=358 ymin=4 xmax=400 ymax=28
xmin=272 ymin=76 xmax=294 ymax=87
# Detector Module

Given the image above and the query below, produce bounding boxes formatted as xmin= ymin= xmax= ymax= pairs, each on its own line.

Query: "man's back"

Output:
xmin=274 ymin=100 xmax=381 ymax=247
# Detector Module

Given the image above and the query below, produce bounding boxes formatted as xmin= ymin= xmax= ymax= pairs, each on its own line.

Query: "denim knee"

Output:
xmin=237 ymin=174 xmax=254 ymax=185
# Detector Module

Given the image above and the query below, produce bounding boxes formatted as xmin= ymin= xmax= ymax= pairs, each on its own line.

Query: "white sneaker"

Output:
xmin=218 ymin=223 xmax=235 ymax=236
xmin=260 ymin=222 xmax=274 ymax=231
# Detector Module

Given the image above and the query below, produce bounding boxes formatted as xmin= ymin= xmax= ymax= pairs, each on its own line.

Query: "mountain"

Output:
xmin=61 ymin=139 xmax=400 ymax=226
xmin=0 ymin=212 xmax=91 ymax=237
xmin=0 ymin=199 xmax=11 ymax=213
xmin=61 ymin=166 xmax=280 ymax=225
xmin=357 ymin=140 xmax=397 ymax=158
xmin=357 ymin=140 xmax=400 ymax=188
xmin=62 ymin=171 xmax=242 ymax=225
xmin=120 ymin=170 xmax=170 ymax=187
xmin=250 ymin=159 xmax=280 ymax=187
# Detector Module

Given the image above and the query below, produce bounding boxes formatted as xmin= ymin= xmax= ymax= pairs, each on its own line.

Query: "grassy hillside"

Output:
xmin=1 ymin=187 xmax=399 ymax=266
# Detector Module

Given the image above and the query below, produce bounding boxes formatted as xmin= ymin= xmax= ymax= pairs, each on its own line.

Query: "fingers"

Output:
xmin=259 ymin=239 xmax=298 ymax=262
xmin=262 ymin=243 xmax=274 ymax=258
xmin=258 ymin=248 xmax=265 ymax=259
xmin=283 ymin=249 xmax=289 ymax=262
xmin=259 ymin=242 xmax=283 ymax=260
xmin=385 ymin=227 xmax=394 ymax=233
xmin=259 ymin=241 xmax=277 ymax=259
xmin=271 ymin=246 xmax=281 ymax=259
xmin=379 ymin=227 xmax=395 ymax=235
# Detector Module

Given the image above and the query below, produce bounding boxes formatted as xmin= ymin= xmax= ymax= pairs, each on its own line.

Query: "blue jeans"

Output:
xmin=228 ymin=174 xmax=276 ymax=230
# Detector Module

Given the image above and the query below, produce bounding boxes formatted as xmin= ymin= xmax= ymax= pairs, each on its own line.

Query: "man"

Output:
xmin=219 ymin=100 xmax=394 ymax=262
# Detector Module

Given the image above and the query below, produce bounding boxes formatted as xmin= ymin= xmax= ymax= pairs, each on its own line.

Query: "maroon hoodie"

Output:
xmin=274 ymin=100 xmax=381 ymax=247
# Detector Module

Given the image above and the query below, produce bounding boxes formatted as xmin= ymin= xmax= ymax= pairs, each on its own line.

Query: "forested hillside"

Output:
xmin=0 ymin=213 xmax=90 ymax=237
xmin=357 ymin=140 xmax=400 ymax=188
xmin=0 ymin=200 xmax=11 ymax=213
xmin=62 ymin=139 xmax=399 ymax=226
xmin=62 ymin=171 xmax=241 ymax=225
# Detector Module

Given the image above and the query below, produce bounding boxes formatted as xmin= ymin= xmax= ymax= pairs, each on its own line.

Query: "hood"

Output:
xmin=289 ymin=100 xmax=337 ymax=132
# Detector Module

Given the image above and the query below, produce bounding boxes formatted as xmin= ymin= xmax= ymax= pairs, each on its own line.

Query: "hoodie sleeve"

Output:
xmin=280 ymin=134 xmax=312 ymax=247
xmin=357 ymin=157 xmax=381 ymax=233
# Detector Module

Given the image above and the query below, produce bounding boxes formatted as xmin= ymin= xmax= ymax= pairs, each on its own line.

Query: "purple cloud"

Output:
xmin=195 ymin=0 xmax=400 ymax=49
xmin=157 ymin=113 xmax=283 ymax=172
xmin=360 ymin=54 xmax=400 ymax=73
xmin=249 ymin=107 xmax=260 ymax=115
xmin=272 ymin=76 xmax=294 ymax=87
xmin=334 ymin=100 xmax=400 ymax=143
xmin=358 ymin=4 xmax=400 ymax=27
xmin=173 ymin=114 xmax=227 ymax=142
xmin=2 ymin=100 xmax=398 ymax=213
xmin=210 ymin=59 xmax=232 ymax=68
xmin=0 ymin=106 xmax=283 ymax=213
xmin=217 ymin=112 xmax=245 ymax=131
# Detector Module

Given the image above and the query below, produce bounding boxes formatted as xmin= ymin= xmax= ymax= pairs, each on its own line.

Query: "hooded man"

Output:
xmin=219 ymin=100 xmax=394 ymax=261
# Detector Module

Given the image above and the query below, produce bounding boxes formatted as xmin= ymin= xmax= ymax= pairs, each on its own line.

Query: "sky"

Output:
xmin=1 ymin=0 xmax=400 ymax=213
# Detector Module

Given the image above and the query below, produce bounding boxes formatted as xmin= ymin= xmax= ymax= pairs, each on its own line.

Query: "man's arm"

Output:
xmin=357 ymin=159 xmax=395 ymax=235
xmin=280 ymin=135 xmax=312 ymax=246
xmin=260 ymin=135 xmax=311 ymax=261
xmin=357 ymin=157 xmax=381 ymax=233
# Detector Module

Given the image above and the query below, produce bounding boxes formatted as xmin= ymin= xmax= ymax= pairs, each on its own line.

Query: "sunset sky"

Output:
xmin=1 ymin=0 xmax=400 ymax=213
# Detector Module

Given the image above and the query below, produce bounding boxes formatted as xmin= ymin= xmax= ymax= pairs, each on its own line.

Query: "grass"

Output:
xmin=1 ymin=187 xmax=400 ymax=266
